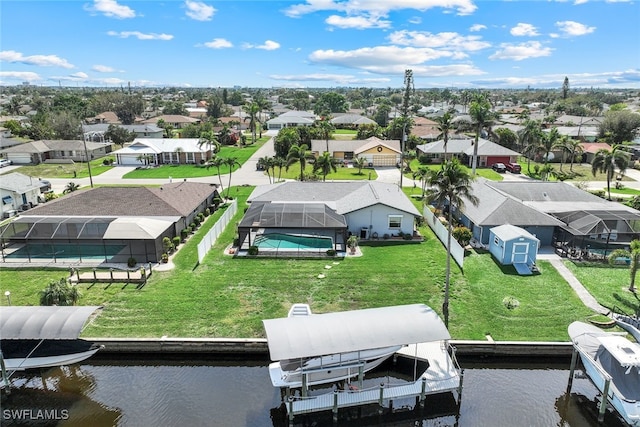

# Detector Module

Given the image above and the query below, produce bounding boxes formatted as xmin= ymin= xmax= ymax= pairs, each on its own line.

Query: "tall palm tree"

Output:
xmin=206 ymin=156 xmax=225 ymax=191
xmin=591 ymin=145 xmax=630 ymax=200
xmin=312 ymin=152 xmax=339 ymax=181
xmin=223 ymin=157 xmax=240 ymax=198
xmin=518 ymin=120 xmax=543 ymax=173
xmin=539 ymin=127 xmax=561 ymax=166
xmin=566 ymin=139 xmax=584 ymax=172
xmin=273 ymin=156 xmax=286 ymax=182
xmin=198 ymin=130 xmax=220 ymax=160
xmin=435 ymin=109 xmax=455 ymax=159
xmin=608 ymin=239 xmax=640 ymax=293
xmin=426 ymin=159 xmax=478 ymax=327
xmin=469 ymin=93 xmax=495 ymax=175
xmin=286 ymin=143 xmax=313 ymax=181
xmin=412 ymin=166 xmax=431 ymax=198
xmin=243 ymin=102 xmax=261 ymax=144
xmin=257 ymin=156 xmax=274 ymax=183
xmin=315 ymin=118 xmax=335 ymax=153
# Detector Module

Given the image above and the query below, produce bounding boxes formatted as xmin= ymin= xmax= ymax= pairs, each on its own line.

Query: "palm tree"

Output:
xmin=426 ymin=159 xmax=478 ymax=327
xmin=206 ymin=156 xmax=225 ymax=191
xmin=469 ymin=93 xmax=495 ymax=175
xmin=353 ymin=156 xmax=367 ymax=175
xmin=273 ymin=156 xmax=286 ymax=182
xmin=243 ymin=102 xmax=261 ymax=144
xmin=435 ymin=109 xmax=455 ymax=159
xmin=313 ymin=152 xmax=339 ymax=181
xmin=412 ymin=166 xmax=431 ymax=198
xmin=258 ymin=156 xmax=274 ymax=184
xmin=63 ymin=182 xmax=80 ymax=194
xmin=539 ymin=127 xmax=561 ymax=166
xmin=316 ymin=118 xmax=335 ymax=153
xmin=198 ymin=130 xmax=220 ymax=161
xmin=591 ymin=145 xmax=630 ymax=200
xmin=286 ymin=143 xmax=313 ymax=181
xmin=518 ymin=120 xmax=543 ymax=173
xmin=608 ymin=239 xmax=640 ymax=293
xmin=39 ymin=278 xmax=80 ymax=306
xmin=223 ymin=157 xmax=240 ymax=198
xmin=566 ymin=139 xmax=584 ymax=172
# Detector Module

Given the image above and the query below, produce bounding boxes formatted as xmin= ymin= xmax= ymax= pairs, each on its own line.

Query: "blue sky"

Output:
xmin=1 ymin=0 xmax=638 ymax=89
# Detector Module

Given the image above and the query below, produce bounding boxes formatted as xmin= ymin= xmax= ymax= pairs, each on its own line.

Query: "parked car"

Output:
xmin=39 ymin=179 xmax=52 ymax=192
xmin=492 ymin=163 xmax=507 ymax=173
xmin=0 ymin=158 xmax=12 ymax=167
xmin=506 ymin=163 xmax=521 ymax=173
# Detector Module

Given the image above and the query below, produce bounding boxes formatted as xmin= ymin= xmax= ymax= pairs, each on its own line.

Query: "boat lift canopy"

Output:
xmin=263 ymin=304 xmax=450 ymax=361
xmin=0 ymin=306 xmax=101 ymax=340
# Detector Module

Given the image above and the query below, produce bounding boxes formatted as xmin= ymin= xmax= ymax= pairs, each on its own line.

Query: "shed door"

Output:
xmin=512 ymin=243 xmax=529 ymax=264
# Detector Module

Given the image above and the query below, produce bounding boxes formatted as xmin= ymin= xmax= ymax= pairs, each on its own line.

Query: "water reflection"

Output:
xmin=0 ymin=356 xmax=629 ymax=427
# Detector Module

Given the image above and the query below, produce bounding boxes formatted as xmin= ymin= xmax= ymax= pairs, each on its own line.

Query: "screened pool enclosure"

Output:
xmin=0 ymin=215 xmax=177 ymax=264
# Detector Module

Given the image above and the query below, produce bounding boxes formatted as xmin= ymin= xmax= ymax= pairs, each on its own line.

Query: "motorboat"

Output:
xmin=264 ymin=304 xmax=453 ymax=390
xmin=612 ymin=312 xmax=640 ymax=343
xmin=568 ymin=321 xmax=640 ymax=426
xmin=1 ymin=306 xmax=103 ymax=387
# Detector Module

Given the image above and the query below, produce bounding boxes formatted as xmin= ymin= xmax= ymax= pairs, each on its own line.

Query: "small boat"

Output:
xmin=612 ymin=312 xmax=640 ymax=343
xmin=264 ymin=304 xmax=453 ymax=390
xmin=568 ymin=321 xmax=640 ymax=426
xmin=1 ymin=306 xmax=103 ymax=387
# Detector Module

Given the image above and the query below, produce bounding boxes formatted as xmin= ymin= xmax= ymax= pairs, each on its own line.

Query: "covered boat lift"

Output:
xmin=0 ymin=306 xmax=102 ymax=392
xmin=263 ymin=304 xmax=462 ymax=423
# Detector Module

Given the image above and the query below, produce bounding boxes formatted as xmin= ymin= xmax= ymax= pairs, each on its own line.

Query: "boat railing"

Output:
xmin=299 ymin=361 xmax=366 ymax=375
xmin=573 ymin=344 xmax=613 ymax=383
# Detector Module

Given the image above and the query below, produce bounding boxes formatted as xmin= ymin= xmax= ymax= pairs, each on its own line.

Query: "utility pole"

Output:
xmin=81 ymin=127 xmax=94 ymax=188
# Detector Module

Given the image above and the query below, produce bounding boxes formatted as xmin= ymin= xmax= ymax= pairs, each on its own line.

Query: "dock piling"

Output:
xmin=332 ymin=390 xmax=339 ymax=423
xmin=599 ymin=379 xmax=611 ymax=423
xmin=378 ymin=383 xmax=385 ymax=414
xmin=567 ymin=348 xmax=578 ymax=394
xmin=420 ymin=377 xmax=427 ymax=407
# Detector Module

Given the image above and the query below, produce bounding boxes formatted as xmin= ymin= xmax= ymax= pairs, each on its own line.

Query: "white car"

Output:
xmin=0 ymin=159 xmax=12 ymax=168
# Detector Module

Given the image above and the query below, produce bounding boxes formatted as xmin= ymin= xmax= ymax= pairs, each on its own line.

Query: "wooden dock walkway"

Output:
xmin=69 ymin=263 xmax=153 ymax=286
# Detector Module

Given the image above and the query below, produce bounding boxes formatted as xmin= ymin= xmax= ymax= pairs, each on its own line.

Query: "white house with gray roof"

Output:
xmin=111 ymin=138 xmax=211 ymax=166
xmin=239 ymin=181 xmax=421 ymax=251
xmin=0 ymin=172 xmax=45 ymax=217
xmin=266 ymin=111 xmax=316 ymax=130
xmin=416 ymin=138 xmax=521 ymax=167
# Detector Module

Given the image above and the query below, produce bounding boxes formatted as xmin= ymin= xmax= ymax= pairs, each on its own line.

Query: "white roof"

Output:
xmin=0 ymin=306 xmax=101 ymax=340
xmin=263 ymin=304 xmax=450 ymax=361
xmin=112 ymin=138 xmax=207 ymax=155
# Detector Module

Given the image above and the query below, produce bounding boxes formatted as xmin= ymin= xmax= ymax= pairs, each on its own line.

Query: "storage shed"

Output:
xmin=489 ymin=224 xmax=539 ymax=275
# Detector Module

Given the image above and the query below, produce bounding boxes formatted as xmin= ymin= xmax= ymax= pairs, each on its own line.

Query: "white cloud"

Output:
xmin=472 ymin=69 xmax=640 ymax=88
xmin=85 ymin=0 xmax=136 ymax=19
xmin=0 ymin=71 xmax=41 ymax=82
xmin=573 ymin=0 xmax=589 ymax=4
xmin=510 ymin=23 xmax=539 ymax=37
xmin=309 ymin=46 xmax=456 ymax=71
xmin=388 ymin=30 xmax=491 ymax=51
xmin=469 ymin=24 xmax=486 ymax=32
xmin=92 ymin=64 xmax=117 ymax=72
xmin=325 ymin=14 xmax=391 ymax=29
xmin=107 ymin=31 xmax=174 ymax=40
xmin=489 ymin=41 xmax=553 ymax=61
xmin=284 ymin=0 xmax=477 ymax=18
xmin=408 ymin=17 xmax=422 ymax=24
xmin=0 ymin=50 xmax=74 ymax=68
xmin=202 ymin=38 xmax=233 ymax=49
xmin=184 ymin=0 xmax=216 ymax=21
xmin=70 ymin=72 xmax=89 ymax=79
xmin=243 ymin=40 xmax=280 ymax=50
xmin=555 ymin=21 xmax=596 ymax=36
xmin=269 ymin=73 xmax=390 ymax=85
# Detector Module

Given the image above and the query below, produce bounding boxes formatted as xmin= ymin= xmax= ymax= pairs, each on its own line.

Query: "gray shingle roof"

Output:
xmin=26 ymin=182 xmax=217 ymax=217
xmin=416 ymin=138 xmax=521 ymax=156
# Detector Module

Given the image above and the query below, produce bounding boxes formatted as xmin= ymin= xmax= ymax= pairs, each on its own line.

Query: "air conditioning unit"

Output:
xmin=3 ymin=210 xmax=18 ymax=219
xmin=20 ymin=204 xmax=30 ymax=211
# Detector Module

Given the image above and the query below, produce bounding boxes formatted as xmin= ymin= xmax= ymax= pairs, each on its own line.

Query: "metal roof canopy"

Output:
xmin=263 ymin=304 xmax=450 ymax=361
xmin=0 ymin=306 xmax=101 ymax=340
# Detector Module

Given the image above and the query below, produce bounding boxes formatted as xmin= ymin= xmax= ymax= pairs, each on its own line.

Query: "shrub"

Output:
xmin=326 ymin=249 xmax=336 ymax=256
xmin=162 ymin=236 xmax=174 ymax=253
xmin=181 ymin=228 xmax=189 ymax=240
xmin=589 ymin=190 xmax=606 ymax=199
xmin=402 ymin=232 xmax=413 ymax=240
xmin=452 ymin=226 xmax=472 ymax=246
xmin=197 ymin=212 xmax=205 ymax=222
xmin=383 ymin=233 xmax=390 ymax=240
xmin=204 ymin=208 xmax=211 ymax=216
xmin=418 ymin=154 xmax=432 ymax=165
xmin=190 ymin=222 xmax=196 ymax=231
xmin=161 ymin=252 xmax=169 ymax=263
xmin=193 ymin=216 xmax=201 ymax=227
xmin=172 ymin=236 xmax=181 ymax=248
xmin=39 ymin=278 xmax=80 ymax=306
xmin=248 ymin=245 xmax=259 ymax=256
xmin=127 ymin=257 xmax=137 ymax=268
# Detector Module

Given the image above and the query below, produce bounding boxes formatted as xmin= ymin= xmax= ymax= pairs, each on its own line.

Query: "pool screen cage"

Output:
xmin=237 ymin=202 xmax=348 ymax=256
xmin=0 ymin=216 xmax=170 ymax=264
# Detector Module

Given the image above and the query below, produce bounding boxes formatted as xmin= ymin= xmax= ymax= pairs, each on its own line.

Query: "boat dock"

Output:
xmin=285 ymin=341 xmax=462 ymax=423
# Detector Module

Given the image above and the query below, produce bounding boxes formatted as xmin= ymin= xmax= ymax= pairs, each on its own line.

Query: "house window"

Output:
xmin=388 ymin=215 xmax=403 ymax=229
xmin=344 ymin=152 xmax=354 ymax=160
xmin=494 ymin=236 xmax=499 ymax=245
xmin=186 ymin=152 xmax=195 ymax=164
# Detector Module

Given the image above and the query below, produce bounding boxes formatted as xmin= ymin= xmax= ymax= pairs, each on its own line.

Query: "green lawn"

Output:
xmin=122 ymin=139 xmax=269 ymax=179
xmin=407 ymin=160 xmax=504 ymax=181
xmin=276 ymin=164 xmax=378 ymax=181
xmin=515 ymin=157 xmax=633 ymax=182
xmin=11 ymin=158 xmax=114 ymax=179
xmin=1 ymin=185 xmax=602 ymax=341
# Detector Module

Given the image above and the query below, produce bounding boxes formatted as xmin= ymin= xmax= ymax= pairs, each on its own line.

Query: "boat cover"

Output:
xmin=0 ymin=306 xmax=101 ymax=340
xmin=263 ymin=304 xmax=450 ymax=361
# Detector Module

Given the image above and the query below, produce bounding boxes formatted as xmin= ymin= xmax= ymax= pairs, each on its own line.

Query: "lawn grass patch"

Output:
xmin=12 ymin=158 xmax=114 ymax=179
xmin=276 ymin=164 xmax=377 ymax=181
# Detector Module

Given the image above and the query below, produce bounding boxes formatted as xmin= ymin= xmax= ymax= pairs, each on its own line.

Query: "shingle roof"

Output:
xmin=26 ymin=182 xmax=217 ymax=217
xmin=416 ymin=138 xmax=521 ymax=156
xmin=0 ymin=172 xmax=42 ymax=192
xmin=0 ymin=140 xmax=105 ymax=154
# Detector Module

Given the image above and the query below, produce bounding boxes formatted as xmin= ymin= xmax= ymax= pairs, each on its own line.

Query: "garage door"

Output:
xmin=7 ymin=154 xmax=32 ymax=164
xmin=372 ymin=155 xmax=397 ymax=167
xmin=118 ymin=155 xmax=141 ymax=166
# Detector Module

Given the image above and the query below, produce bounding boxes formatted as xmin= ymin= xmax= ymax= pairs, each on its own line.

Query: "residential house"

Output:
xmin=239 ymin=181 xmax=421 ymax=251
xmin=329 ymin=114 xmax=376 ymax=128
xmin=87 ymin=111 xmax=121 ymax=124
xmin=83 ymin=123 xmax=164 ymax=141
xmin=309 ymin=137 xmax=401 ymax=167
xmin=0 ymin=172 xmax=44 ymax=218
xmin=266 ymin=111 xmax=316 ymax=130
xmin=111 ymin=138 xmax=211 ymax=166
xmin=143 ymin=115 xmax=200 ymax=129
xmin=412 ymin=117 xmax=442 ymax=141
xmin=580 ymin=142 xmax=613 ymax=163
xmin=0 ymin=183 xmax=220 ymax=264
xmin=0 ymin=140 xmax=113 ymax=165
xmin=415 ymin=138 xmax=521 ymax=167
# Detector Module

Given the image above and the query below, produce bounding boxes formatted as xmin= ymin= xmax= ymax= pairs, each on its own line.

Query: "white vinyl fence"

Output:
xmin=197 ymin=200 xmax=238 ymax=264
xmin=423 ymin=206 xmax=464 ymax=268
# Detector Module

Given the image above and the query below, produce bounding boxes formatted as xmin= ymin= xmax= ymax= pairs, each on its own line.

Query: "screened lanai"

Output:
xmin=0 ymin=215 xmax=178 ymax=264
xmin=237 ymin=202 xmax=348 ymax=253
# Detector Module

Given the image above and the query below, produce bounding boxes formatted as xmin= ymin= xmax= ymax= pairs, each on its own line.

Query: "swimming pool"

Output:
xmin=5 ymin=243 xmax=126 ymax=260
xmin=254 ymin=233 xmax=333 ymax=250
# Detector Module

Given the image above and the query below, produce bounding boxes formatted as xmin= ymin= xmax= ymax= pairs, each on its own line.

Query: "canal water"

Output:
xmin=0 ymin=355 xmax=628 ymax=427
